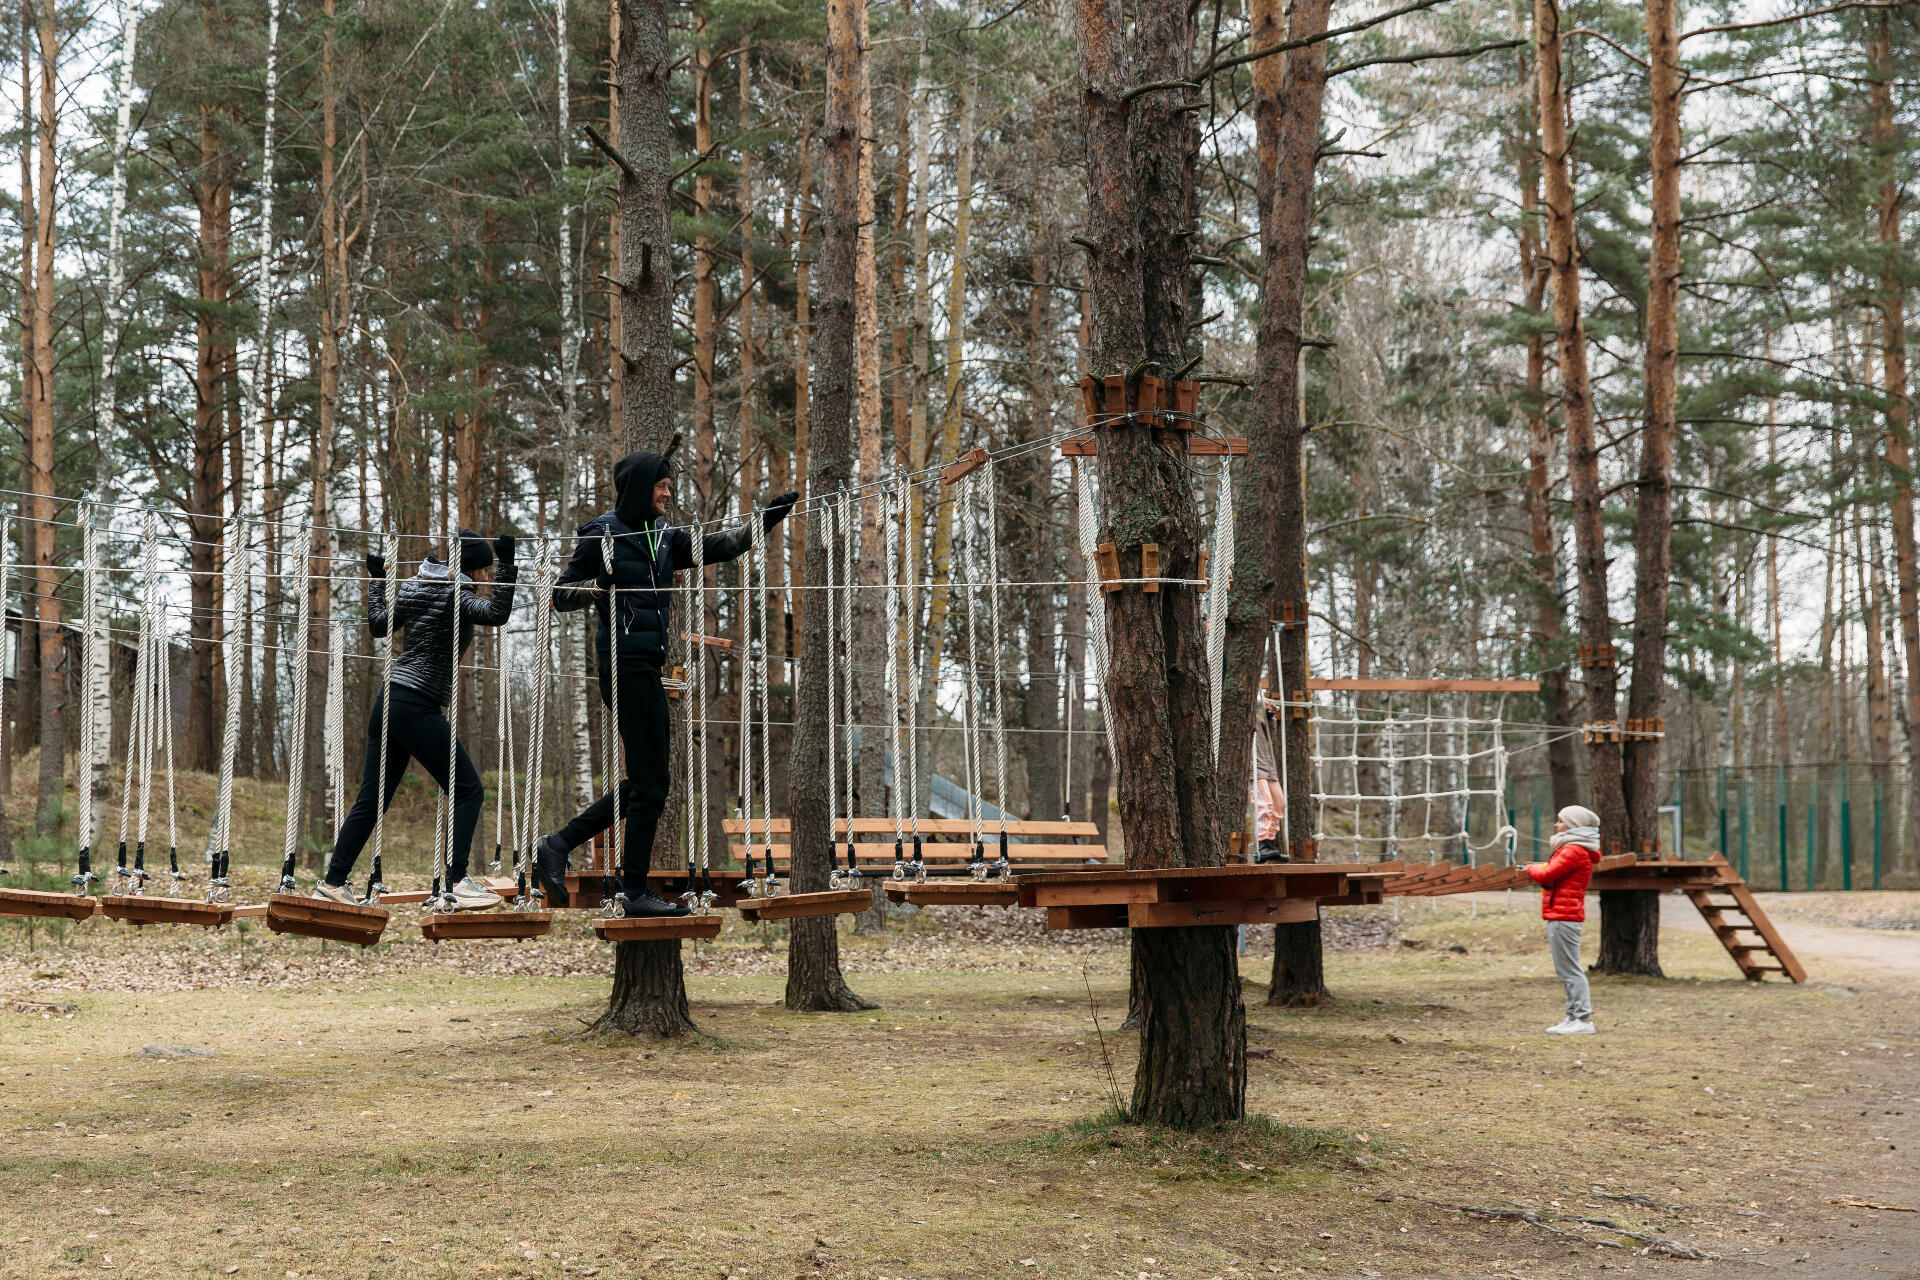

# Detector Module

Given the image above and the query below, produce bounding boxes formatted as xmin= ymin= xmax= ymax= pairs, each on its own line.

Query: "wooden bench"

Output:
xmin=720 ymin=817 xmax=1112 ymax=870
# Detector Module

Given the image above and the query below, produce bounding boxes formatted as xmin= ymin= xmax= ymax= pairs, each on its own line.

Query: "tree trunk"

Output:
xmin=1212 ymin=0 xmax=1334 ymax=1005
xmin=1535 ymin=0 xmax=1628 ymax=874
xmin=1871 ymin=14 xmax=1920 ymax=869
xmin=1515 ymin=46 xmax=1578 ymax=811
xmin=783 ymin=0 xmax=874 ymax=1014
xmin=189 ymin=0 xmax=234 ymax=776
xmin=596 ymin=0 xmax=695 ymax=1038
xmin=852 ymin=0 xmax=886 ymax=838
xmin=1599 ymin=0 xmax=1682 ymax=976
xmin=29 ymin=0 xmax=62 ymax=839
xmin=1022 ymin=225 xmax=1062 ymax=822
xmin=691 ymin=16 xmax=716 ymax=513
xmin=916 ymin=1 xmax=975 ymax=739
xmin=1268 ymin=909 xmax=1327 ymax=1008
xmin=1071 ymin=0 xmax=1243 ymax=1128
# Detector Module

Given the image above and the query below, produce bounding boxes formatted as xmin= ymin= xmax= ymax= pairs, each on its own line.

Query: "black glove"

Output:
xmin=366 ymin=551 xmax=387 ymax=580
xmin=762 ymin=491 xmax=799 ymax=531
xmin=493 ymin=533 xmax=516 ymax=566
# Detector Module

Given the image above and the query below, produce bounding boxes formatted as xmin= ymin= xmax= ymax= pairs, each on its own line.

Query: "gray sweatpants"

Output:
xmin=1547 ymin=920 xmax=1591 ymax=1022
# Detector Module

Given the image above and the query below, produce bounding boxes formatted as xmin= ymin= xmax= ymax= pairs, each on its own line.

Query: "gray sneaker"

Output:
xmin=448 ymin=877 xmax=503 ymax=911
xmin=313 ymin=882 xmax=361 ymax=906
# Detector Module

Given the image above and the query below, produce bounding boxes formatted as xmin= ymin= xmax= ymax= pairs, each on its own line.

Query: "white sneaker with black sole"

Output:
xmin=448 ymin=877 xmax=503 ymax=911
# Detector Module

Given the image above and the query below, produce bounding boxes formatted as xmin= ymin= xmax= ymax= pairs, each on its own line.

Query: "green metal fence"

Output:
xmin=1507 ymin=764 xmax=1911 ymax=890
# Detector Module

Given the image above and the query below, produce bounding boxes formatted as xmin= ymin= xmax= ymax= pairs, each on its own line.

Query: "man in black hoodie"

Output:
xmin=536 ymin=450 xmax=795 ymax=916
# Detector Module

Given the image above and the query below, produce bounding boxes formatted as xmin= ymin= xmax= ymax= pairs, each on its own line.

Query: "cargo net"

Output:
xmin=1295 ymin=689 xmax=1519 ymax=863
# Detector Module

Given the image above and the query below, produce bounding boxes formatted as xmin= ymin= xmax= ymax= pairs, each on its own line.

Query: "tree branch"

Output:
xmin=1328 ymin=37 xmax=1524 ymax=77
xmin=1680 ymin=0 xmax=1912 ymax=41
xmin=580 ymin=123 xmax=638 ymax=184
xmin=1197 ymin=0 xmax=1461 ymax=79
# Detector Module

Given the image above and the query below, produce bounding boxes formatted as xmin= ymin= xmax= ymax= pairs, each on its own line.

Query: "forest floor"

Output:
xmin=2 ymin=890 xmax=1916 ymax=1279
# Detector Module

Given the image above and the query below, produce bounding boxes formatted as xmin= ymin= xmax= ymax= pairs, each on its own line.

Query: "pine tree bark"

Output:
xmin=1516 ymin=46 xmax=1578 ymax=811
xmin=29 ymin=0 xmax=63 ymax=837
xmin=1071 ymin=0 xmax=1244 ymax=1128
xmin=1022 ymin=211 xmax=1062 ymax=821
xmin=188 ymin=0 xmax=235 ymax=776
xmin=1598 ymin=0 xmax=1682 ymax=976
xmin=852 ymin=0 xmax=887 ymax=836
xmin=783 ymin=0 xmax=875 ymax=1014
xmin=595 ymin=0 xmax=695 ymax=1037
xmin=1534 ymin=0 xmax=1628 ymax=870
xmin=1870 ymin=14 xmax=1920 ymax=869
xmin=1207 ymin=0 xmax=1334 ymax=1006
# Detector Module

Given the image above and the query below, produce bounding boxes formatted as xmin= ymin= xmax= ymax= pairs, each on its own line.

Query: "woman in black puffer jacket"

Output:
xmin=315 ymin=530 xmax=517 ymax=910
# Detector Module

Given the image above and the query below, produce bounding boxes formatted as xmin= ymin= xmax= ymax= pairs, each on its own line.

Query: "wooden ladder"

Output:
xmin=1685 ymin=859 xmax=1806 ymax=983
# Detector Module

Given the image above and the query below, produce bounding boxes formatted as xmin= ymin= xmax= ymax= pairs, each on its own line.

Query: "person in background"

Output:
xmin=316 ymin=530 xmax=517 ymax=910
xmin=1521 ymin=804 xmax=1603 ymax=1035
xmin=1251 ymin=702 xmax=1287 ymax=863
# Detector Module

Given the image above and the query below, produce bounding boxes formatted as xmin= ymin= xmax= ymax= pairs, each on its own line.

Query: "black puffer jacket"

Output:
xmin=554 ymin=451 xmax=753 ymax=668
xmin=371 ymin=557 xmax=518 ymax=706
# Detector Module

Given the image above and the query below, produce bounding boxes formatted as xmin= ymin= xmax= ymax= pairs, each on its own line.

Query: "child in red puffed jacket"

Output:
xmin=1519 ymin=805 xmax=1602 ymax=1035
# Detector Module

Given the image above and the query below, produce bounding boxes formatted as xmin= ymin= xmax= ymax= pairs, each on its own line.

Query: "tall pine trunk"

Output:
xmin=1871 ymin=14 xmax=1920 ymax=871
xmin=29 ymin=0 xmax=63 ymax=838
xmin=1599 ymin=0 xmax=1682 ymax=977
xmin=1072 ymin=0 xmax=1244 ymax=1127
xmin=595 ymin=0 xmax=695 ymax=1037
xmin=1535 ymin=0 xmax=1627 ymax=878
xmin=1214 ymin=0 xmax=1334 ymax=1006
xmin=784 ymin=0 xmax=873 ymax=1014
xmin=1515 ymin=45 xmax=1578 ymax=811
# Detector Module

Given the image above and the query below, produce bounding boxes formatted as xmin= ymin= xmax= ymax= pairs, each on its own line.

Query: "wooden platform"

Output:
xmin=884 ymin=880 xmax=1020 ymax=907
xmin=420 ymin=911 xmax=554 ymax=941
xmin=0 ymin=886 xmax=99 ymax=921
xmin=1377 ymin=853 xmax=1637 ymax=897
xmin=735 ymin=888 xmax=872 ymax=922
xmin=263 ymin=893 xmax=389 ymax=946
xmin=99 ymin=895 xmax=233 ymax=927
xmin=592 ymin=914 xmax=723 ymax=942
xmin=1014 ymin=864 xmax=1387 ymax=930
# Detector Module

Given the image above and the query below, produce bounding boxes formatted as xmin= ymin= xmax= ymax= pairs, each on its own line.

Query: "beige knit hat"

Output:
xmin=1558 ymin=804 xmax=1601 ymax=829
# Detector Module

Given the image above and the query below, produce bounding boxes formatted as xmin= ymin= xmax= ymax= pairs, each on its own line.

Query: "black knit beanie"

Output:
xmin=457 ymin=527 xmax=494 ymax=575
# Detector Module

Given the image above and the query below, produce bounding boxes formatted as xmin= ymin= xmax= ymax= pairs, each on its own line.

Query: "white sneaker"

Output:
xmin=448 ymin=877 xmax=503 ymax=911
xmin=313 ymin=882 xmax=361 ymax=906
xmin=1547 ymin=1018 xmax=1596 ymax=1035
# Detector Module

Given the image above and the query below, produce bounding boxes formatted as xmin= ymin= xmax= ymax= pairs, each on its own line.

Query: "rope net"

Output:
xmin=1293 ymin=686 xmax=1519 ymax=863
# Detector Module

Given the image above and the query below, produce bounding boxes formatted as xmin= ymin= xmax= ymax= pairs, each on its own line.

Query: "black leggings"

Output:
xmin=325 ymin=684 xmax=484 ymax=888
xmin=550 ymin=660 xmax=669 ymax=896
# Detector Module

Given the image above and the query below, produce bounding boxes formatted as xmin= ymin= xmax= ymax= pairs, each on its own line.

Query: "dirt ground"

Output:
xmin=3 ymin=889 xmax=1917 ymax=1279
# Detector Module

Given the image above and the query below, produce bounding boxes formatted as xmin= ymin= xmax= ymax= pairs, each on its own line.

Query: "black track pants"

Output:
xmin=551 ymin=660 xmax=669 ymax=898
xmin=325 ymin=684 xmax=484 ymax=887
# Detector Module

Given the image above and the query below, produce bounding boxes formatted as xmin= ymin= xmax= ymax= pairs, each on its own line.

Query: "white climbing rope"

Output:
xmin=1073 ymin=459 xmax=1117 ymax=765
xmin=369 ymin=524 xmax=399 ymax=884
xmin=1207 ymin=454 xmax=1235 ymax=762
xmin=979 ymin=462 xmax=1010 ymax=842
xmin=885 ymin=483 xmax=904 ymax=848
xmin=282 ymin=524 xmax=313 ymax=877
xmin=78 ymin=506 xmax=102 ymax=867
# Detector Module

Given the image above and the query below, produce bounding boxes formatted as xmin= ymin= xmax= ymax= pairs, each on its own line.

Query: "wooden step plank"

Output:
xmin=419 ymin=911 xmax=554 ymax=941
xmin=0 ymin=886 xmax=100 ymax=920
xmin=592 ymin=914 xmax=723 ymax=942
xmin=99 ymin=896 xmax=233 ymax=928
xmin=735 ymin=889 xmax=872 ymax=922
xmin=883 ymin=881 xmax=1019 ymax=907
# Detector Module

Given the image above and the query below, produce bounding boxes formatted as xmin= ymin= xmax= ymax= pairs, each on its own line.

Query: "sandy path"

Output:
xmin=1659 ymin=891 xmax=1920 ymax=979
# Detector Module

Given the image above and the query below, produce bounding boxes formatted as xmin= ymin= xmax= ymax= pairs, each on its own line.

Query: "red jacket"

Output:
xmin=1525 ymin=841 xmax=1602 ymax=921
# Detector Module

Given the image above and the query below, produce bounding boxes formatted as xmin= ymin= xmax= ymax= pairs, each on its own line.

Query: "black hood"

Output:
xmin=613 ymin=450 xmax=672 ymax=526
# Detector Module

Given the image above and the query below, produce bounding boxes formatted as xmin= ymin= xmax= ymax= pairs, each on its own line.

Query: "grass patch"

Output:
xmin=1021 ymin=1107 xmax=1366 ymax=1183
